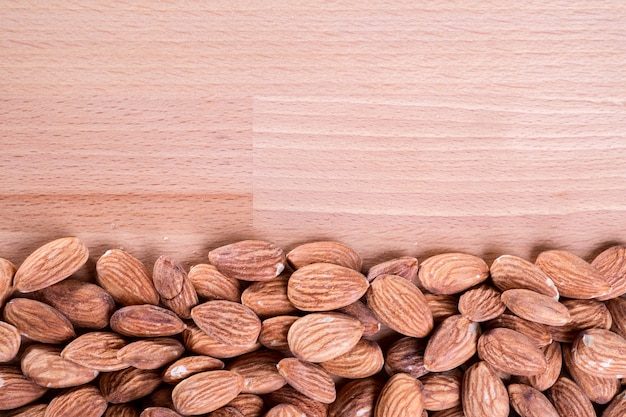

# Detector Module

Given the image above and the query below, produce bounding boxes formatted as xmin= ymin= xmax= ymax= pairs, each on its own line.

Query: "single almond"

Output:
xmin=0 ymin=366 xmax=48 ymax=411
xmin=320 ymin=339 xmax=384 ymax=379
xmin=228 ymin=350 xmax=286 ymax=395
xmin=259 ymin=315 xmax=299 ymax=354
xmin=548 ymin=299 xmax=612 ymax=343
xmin=484 ymin=313 xmax=552 ymax=348
xmin=477 ymin=328 xmax=547 ymax=376
xmin=458 ymin=284 xmax=505 ymax=322
xmin=172 ymin=370 xmax=243 ymax=415
xmin=116 ymin=338 xmax=184 ymax=370
xmin=500 ymin=288 xmax=571 ymax=326
xmin=287 ymin=312 xmax=363 ymax=363
xmin=4 ymin=298 xmax=75 ymax=344
xmin=461 ymin=361 xmax=509 ymax=417
xmin=424 ymin=314 xmax=480 ymax=372
xmin=182 ymin=323 xmax=261 ymax=359
xmin=161 ymin=273 xmax=199 ymax=319
xmin=188 ymin=263 xmax=242 ymax=302
xmin=110 ymin=304 xmax=186 ymax=337
xmin=571 ymin=328 xmax=626 ymax=378
xmin=535 ymin=249 xmax=611 ymax=299
xmin=384 ymin=336 xmax=428 ymax=379
xmin=96 ymin=249 xmax=160 ymax=306
xmin=606 ymin=296 xmax=626 ymax=338
xmin=516 ymin=341 xmax=562 ymax=392
xmin=424 ymin=293 xmax=459 ymax=323
xmin=490 ymin=254 xmax=559 ymax=299
xmin=162 ymin=355 xmax=225 ymax=384
xmin=6 ymin=403 xmax=49 ymax=417
xmin=286 ymin=241 xmax=362 ymax=271
xmin=592 ymin=245 xmax=626 ymax=300
xmin=366 ymin=274 xmax=433 ymax=338
xmin=61 ymin=331 xmax=129 ymax=372
xmin=37 ymin=279 xmax=116 ymax=329
xmin=367 ymin=256 xmax=418 ymax=284
xmin=418 ymin=253 xmax=489 ymax=295
xmin=103 ymin=404 xmax=141 ymax=417
xmin=0 ymin=258 xmax=16 ymax=308
xmin=139 ymin=408 xmax=183 ymax=417
xmin=191 ymin=300 xmax=261 ymax=347
xmin=226 ymin=394 xmax=265 ymax=417
xmin=44 ymin=385 xmax=108 ymax=417
xmin=329 ymin=377 xmax=383 ymax=417
xmin=374 ymin=373 xmax=424 ymax=417
xmin=264 ymin=385 xmax=328 ymax=417
xmin=208 ymin=407 xmax=244 ymax=417
xmin=287 ymin=263 xmax=369 ymax=311
xmin=277 ymin=358 xmax=336 ymax=404
xmin=562 ymin=343 xmax=620 ymax=404
xmin=13 ymin=237 xmax=89 ymax=293
xmin=208 ymin=240 xmax=286 ymax=282
xmin=264 ymin=404 xmax=306 ymax=417
xmin=508 ymin=383 xmax=559 ymax=417
xmin=548 ymin=377 xmax=596 ymax=417
xmin=152 ymin=255 xmax=186 ymax=299
xmin=601 ymin=389 xmax=626 ymax=417
xmin=0 ymin=321 xmax=21 ymax=363
xmin=21 ymin=344 xmax=99 ymax=389
xmin=100 ymin=367 xmax=162 ymax=404
xmin=241 ymin=274 xmax=297 ymax=318
xmin=420 ymin=370 xmax=462 ymax=411
xmin=336 ymin=300 xmax=381 ymax=337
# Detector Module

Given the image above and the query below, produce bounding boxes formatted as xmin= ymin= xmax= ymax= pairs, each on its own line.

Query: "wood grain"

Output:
xmin=1 ymin=0 xmax=626 ymax=270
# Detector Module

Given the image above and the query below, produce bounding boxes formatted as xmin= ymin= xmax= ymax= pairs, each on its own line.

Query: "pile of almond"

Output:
xmin=1 ymin=237 xmax=626 ymax=417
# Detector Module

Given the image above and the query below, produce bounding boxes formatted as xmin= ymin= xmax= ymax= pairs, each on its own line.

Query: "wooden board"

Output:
xmin=2 ymin=1 xmax=626 ymax=271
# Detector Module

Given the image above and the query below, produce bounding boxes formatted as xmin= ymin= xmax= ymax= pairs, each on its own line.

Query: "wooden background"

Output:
xmin=1 ymin=0 xmax=626 ymax=271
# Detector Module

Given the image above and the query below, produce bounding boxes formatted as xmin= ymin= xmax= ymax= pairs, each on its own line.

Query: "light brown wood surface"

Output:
xmin=2 ymin=1 xmax=626 ymax=271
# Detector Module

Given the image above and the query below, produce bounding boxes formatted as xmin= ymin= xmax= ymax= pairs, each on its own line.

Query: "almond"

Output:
xmin=191 ymin=300 xmax=261 ymax=347
xmin=4 ymin=297 xmax=75 ymax=344
xmin=516 ymin=341 xmax=562 ymax=391
xmin=162 ymin=355 xmax=225 ymax=384
xmin=461 ymin=361 xmax=509 ymax=417
xmin=571 ymin=328 xmax=626 ymax=378
xmin=562 ymin=344 xmax=620 ymax=404
xmin=228 ymin=350 xmax=286 ymax=395
xmin=592 ymin=245 xmax=626 ymax=300
xmin=500 ymin=289 xmax=571 ymax=326
xmin=424 ymin=314 xmax=480 ymax=372
xmin=21 ymin=344 xmax=98 ymax=389
xmin=0 ymin=366 xmax=48 ymax=410
xmin=96 ymin=248 xmax=160 ymax=306
xmin=477 ymin=328 xmax=547 ymax=376
xmin=161 ymin=273 xmax=199 ymax=319
xmin=286 ymin=241 xmax=362 ymax=271
xmin=139 ymin=408 xmax=183 ymax=417
xmin=424 ymin=293 xmax=459 ymax=323
xmin=320 ymin=339 xmax=384 ymax=379
xmin=37 ymin=279 xmax=116 ymax=329
xmin=418 ymin=253 xmax=489 ymax=295
xmin=116 ymin=338 xmax=184 ymax=370
xmin=100 ymin=367 xmax=162 ymax=404
xmin=208 ymin=240 xmax=286 ymax=282
xmin=277 ymin=358 xmax=336 ymax=404
xmin=458 ymin=284 xmax=505 ymax=322
xmin=508 ymin=383 xmax=559 ymax=417
xmin=287 ymin=263 xmax=369 ymax=311
xmin=535 ymin=249 xmax=611 ymax=299
xmin=209 ymin=407 xmax=244 ymax=417
xmin=548 ymin=377 xmax=596 ymax=417
xmin=188 ymin=264 xmax=242 ymax=302
xmin=44 ymin=385 xmax=108 ymax=417
xmin=0 ymin=321 xmax=21 ymax=362
xmin=367 ymin=256 xmax=418 ymax=284
xmin=241 ymin=274 xmax=297 ymax=318
xmin=182 ymin=323 xmax=261 ymax=359
xmin=490 ymin=254 xmax=559 ymax=299
xmin=264 ymin=385 xmax=328 ymax=417
xmin=484 ymin=313 xmax=552 ymax=348
xmin=0 ymin=258 xmax=16 ymax=308
xmin=104 ymin=404 xmax=141 ymax=417
xmin=374 ymin=373 xmax=424 ymax=417
xmin=430 ymin=406 xmax=465 ymax=417
xmin=384 ymin=336 xmax=428 ymax=379
xmin=13 ymin=237 xmax=89 ymax=293
xmin=329 ymin=377 xmax=383 ymax=417
xmin=366 ymin=274 xmax=433 ymax=338
xmin=61 ymin=331 xmax=129 ymax=372
xmin=287 ymin=312 xmax=363 ymax=362
xmin=141 ymin=386 xmax=174 ymax=409
xmin=172 ymin=370 xmax=243 ymax=415
xmin=336 ymin=300 xmax=381 ymax=337
xmin=259 ymin=315 xmax=299 ymax=354
xmin=110 ymin=304 xmax=186 ymax=337
xmin=601 ymin=389 xmax=626 ymax=417
xmin=606 ymin=297 xmax=626 ymax=338
xmin=153 ymin=255 xmax=186 ymax=299
xmin=226 ymin=394 xmax=265 ymax=417
xmin=548 ymin=299 xmax=612 ymax=343
xmin=264 ymin=404 xmax=305 ymax=417
xmin=420 ymin=370 xmax=462 ymax=411
xmin=6 ymin=403 xmax=48 ymax=417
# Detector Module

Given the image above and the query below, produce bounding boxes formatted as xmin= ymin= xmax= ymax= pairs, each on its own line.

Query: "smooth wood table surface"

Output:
xmin=2 ymin=1 xmax=626 ymax=272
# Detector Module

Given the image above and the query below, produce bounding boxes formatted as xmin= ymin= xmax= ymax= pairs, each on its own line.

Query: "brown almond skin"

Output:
xmin=0 ymin=366 xmax=48 ymax=411
xmin=264 ymin=385 xmax=328 ymax=417
xmin=484 ymin=313 xmax=552 ymax=348
xmin=384 ymin=336 xmax=429 ymax=379
xmin=424 ymin=314 xmax=480 ymax=373
xmin=418 ymin=253 xmax=489 ymax=295
xmin=458 ymin=284 xmax=505 ymax=322
xmin=96 ymin=248 xmax=160 ymax=306
xmin=548 ymin=299 xmax=612 ymax=343
xmin=210 ymin=407 xmax=244 ymax=417
xmin=0 ymin=321 xmax=21 ymax=362
xmin=100 ymin=367 xmax=162 ymax=404
xmin=367 ymin=274 xmax=433 ymax=338
xmin=367 ymin=256 xmax=418 ymax=284
xmin=562 ymin=344 xmax=620 ymax=404
xmin=141 ymin=385 xmax=174 ymax=409
xmin=188 ymin=264 xmax=242 ymax=302
xmin=277 ymin=358 xmax=336 ymax=404
xmin=37 ymin=279 xmax=116 ymax=329
xmin=61 ymin=331 xmax=129 ymax=372
xmin=4 ymin=297 xmax=75 ymax=344
xmin=571 ymin=328 xmax=626 ymax=378
xmin=139 ymin=408 xmax=183 ymax=417
xmin=110 ymin=304 xmax=186 ymax=337
xmin=163 ymin=355 xmax=225 ymax=384
xmin=153 ymin=255 xmax=186 ymax=299
xmin=286 ymin=241 xmax=362 ymax=271
xmin=320 ymin=339 xmax=384 ymax=379
xmin=602 ymin=389 xmax=626 ymax=417
xmin=21 ymin=344 xmax=99 ymax=389
xmin=430 ymin=406 xmax=465 ymax=417
xmin=182 ymin=323 xmax=261 ymax=359
xmin=13 ymin=237 xmax=89 ymax=293
xmin=172 ymin=370 xmax=243 ymax=415
xmin=264 ymin=404 xmax=305 ymax=417
xmin=209 ymin=240 xmax=286 ymax=282
xmin=44 ymin=385 xmax=108 ymax=417
xmin=477 ymin=328 xmax=547 ymax=376
xmin=287 ymin=312 xmax=363 ymax=363
xmin=329 ymin=377 xmax=383 ymax=417
xmin=374 ymin=373 xmax=424 ymax=417
xmin=288 ymin=263 xmax=370 ymax=311
xmin=535 ymin=249 xmax=611 ymax=299
xmin=462 ymin=361 xmax=509 ymax=417
xmin=192 ymin=300 xmax=261 ymax=347
xmin=420 ymin=370 xmax=462 ymax=411
xmin=0 ymin=258 xmax=17 ymax=308
xmin=490 ymin=254 xmax=559 ymax=299
xmin=548 ymin=377 xmax=596 ymax=417
xmin=336 ymin=300 xmax=381 ymax=337
xmin=226 ymin=394 xmax=265 ymax=417
xmin=117 ymin=337 xmax=185 ymax=370
xmin=6 ymin=403 xmax=48 ymax=417
xmin=104 ymin=404 xmax=141 ymax=417
xmin=228 ymin=350 xmax=286 ymax=395
xmin=241 ymin=274 xmax=297 ymax=318
xmin=161 ymin=274 xmax=199 ymax=319
xmin=424 ymin=293 xmax=459 ymax=323
xmin=259 ymin=315 xmax=299 ymax=354
xmin=501 ymin=288 xmax=571 ymax=326
xmin=592 ymin=245 xmax=626 ymax=300
xmin=508 ymin=383 xmax=560 ymax=417
xmin=606 ymin=297 xmax=626 ymax=338
xmin=516 ymin=341 xmax=562 ymax=392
